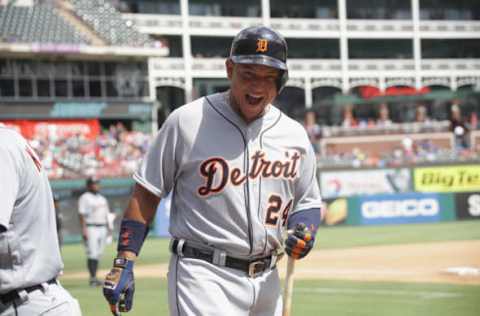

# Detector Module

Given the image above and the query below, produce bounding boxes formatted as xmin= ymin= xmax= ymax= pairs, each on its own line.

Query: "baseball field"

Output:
xmin=60 ymin=220 xmax=480 ymax=316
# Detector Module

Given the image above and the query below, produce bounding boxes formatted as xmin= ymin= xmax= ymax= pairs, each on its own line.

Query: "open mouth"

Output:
xmin=245 ymin=94 xmax=264 ymax=106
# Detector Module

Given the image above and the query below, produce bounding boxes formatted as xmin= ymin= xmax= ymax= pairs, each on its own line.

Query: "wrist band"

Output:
xmin=287 ymin=208 xmax=321 ymax=236
xmin=117 ymin=219 xmax=148 ymax=255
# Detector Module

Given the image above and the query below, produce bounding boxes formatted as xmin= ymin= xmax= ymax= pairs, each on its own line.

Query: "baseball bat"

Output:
xmin=282 ymin=255 xmax=296 ymax=316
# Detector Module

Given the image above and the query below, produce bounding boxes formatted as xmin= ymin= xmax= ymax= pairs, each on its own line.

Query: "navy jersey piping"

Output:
xmin=175 ymin=255 xmax=181 ymax=316
xmin=205 ymin=96 xmax=254 ymax=255
xmin=258 ymin=111 xmax=282 ymax=254
xmin=247 ymin=277 xmax=256 ymax=312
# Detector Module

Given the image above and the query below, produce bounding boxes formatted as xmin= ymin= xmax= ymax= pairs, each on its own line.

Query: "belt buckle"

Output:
xmin=248 ymin=260 xmax=265 ymax=278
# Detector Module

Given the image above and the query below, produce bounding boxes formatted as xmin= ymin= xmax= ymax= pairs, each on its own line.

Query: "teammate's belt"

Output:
xmin=170 ymin=239 xmax=282 ymax=278
xmin=86 ymin=223 xmax=107 ymax=227
xmin=0 ymin=278 xmax=57 ymax=305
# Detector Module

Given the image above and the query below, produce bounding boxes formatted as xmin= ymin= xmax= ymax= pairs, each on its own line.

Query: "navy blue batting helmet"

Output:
xmin=229 ymin=25 xmax=289 ymax=92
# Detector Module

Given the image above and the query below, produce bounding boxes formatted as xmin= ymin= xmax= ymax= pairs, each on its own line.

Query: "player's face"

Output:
xmin=226 ymin=60 xmax=279 ymax=123
xmin=89 ymin=183 xmax=100 ymax=193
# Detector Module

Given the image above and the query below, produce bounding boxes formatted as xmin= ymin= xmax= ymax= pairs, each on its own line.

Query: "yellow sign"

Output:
xmin=256 ymin=39 xmax=268 ymax=52
xmin=414 ymin=165 xmax=480 ymax=192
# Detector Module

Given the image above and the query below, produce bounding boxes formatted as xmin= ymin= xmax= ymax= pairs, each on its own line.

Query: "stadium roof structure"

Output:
xmin=0 ymin=0 xmax=168 ymax=58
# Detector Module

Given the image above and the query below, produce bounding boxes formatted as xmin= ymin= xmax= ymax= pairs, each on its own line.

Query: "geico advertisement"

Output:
xmin=348 ymin=193 xmax=455 ymax=225
xmin=454 ymin=192 xmax=480 ymax=220
xmin=414 ymin=165 xmax=480 ymax=192
xmin=320 ymin=168 xmax=411 ymax=198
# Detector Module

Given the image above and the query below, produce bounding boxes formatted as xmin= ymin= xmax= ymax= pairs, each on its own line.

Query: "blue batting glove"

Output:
xmin=285 ymin=223 xmax=315 ymax=260
xmin=103 ymin=257 xmax=135 ymax=314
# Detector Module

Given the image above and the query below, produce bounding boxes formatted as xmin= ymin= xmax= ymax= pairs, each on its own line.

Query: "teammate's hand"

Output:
xmin=285 ymin=223 xmax=314 ymax=260
xmin=103 ymin=257 xmax=135 ymax=314
xmin=82 ymin=227 xmax=88 ymax=242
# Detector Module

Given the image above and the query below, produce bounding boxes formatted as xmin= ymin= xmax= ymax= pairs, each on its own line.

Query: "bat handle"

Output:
xmin=282 ymin=256 xmax=296 ymax=316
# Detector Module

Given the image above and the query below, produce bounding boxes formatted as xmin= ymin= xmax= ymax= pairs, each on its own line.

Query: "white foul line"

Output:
xmin=295 ymin=287 xmax=462 ymax=299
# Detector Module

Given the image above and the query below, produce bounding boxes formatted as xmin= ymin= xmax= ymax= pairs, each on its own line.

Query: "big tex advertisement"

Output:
xmin=414 ymin=165 xmax=480 ymax=193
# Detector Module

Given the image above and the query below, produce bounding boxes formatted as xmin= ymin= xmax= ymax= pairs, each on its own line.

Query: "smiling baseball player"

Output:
xmin=0 ymin=125 xmax=82 ymax=316
xmin=103 ymin=25 xmax=322 ymax=316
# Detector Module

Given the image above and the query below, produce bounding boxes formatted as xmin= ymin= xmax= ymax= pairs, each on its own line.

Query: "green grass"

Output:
xmin=62 ymin=221 xmax=480 ymax=273
xmin=61 ymin=278 xmax=169 ymax=316
xmin=61 ymin=239 xmax=171 ymax=274
xmin=60 ymin=221 xmax=480 ymax=316
xmin=62 ymin=278 xmax=480 ymax=316
xmin=315 ymin=220 xmax=480 ymax=249
xmin=291 ymin=280 xmax=480 ymax=316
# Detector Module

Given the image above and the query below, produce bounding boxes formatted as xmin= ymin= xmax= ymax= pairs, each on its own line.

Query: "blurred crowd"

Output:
xmin=303 ymin=102 xmax=480 ymax=169
xmin=30 ymin=122 xmax=152 ymax=179
xmin=22 ymin=101 xmax=480 ymax=179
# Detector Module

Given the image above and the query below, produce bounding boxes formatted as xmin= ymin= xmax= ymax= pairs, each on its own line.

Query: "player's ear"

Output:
xmin=226 ymin=59 xmax=234 ymax=80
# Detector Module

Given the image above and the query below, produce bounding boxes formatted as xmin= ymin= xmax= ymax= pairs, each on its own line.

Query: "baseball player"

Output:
xmin=103 ymin=25 xmax=322 ymax=316
xmin=78 ymin=177 xmax=112 ymax=286
xmin=0 ymin=125 xmax=82 ymax=315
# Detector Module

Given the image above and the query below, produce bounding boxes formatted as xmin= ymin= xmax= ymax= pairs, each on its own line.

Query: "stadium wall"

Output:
xmin=321 ymin=163 xmax=480 ymax=226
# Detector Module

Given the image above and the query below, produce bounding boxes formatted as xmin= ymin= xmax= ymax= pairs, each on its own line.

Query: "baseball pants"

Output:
xmin=168 ymin=254 xmax=282 ymax=316
xmin=85 ymin=225 xmax=107 ymax=260
xmin=0 ymin=282 xmax=82 ymax=316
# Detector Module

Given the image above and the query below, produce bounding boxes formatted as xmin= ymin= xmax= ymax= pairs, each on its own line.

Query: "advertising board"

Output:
xmin=320 ymin=168 xmax=411 ymax=198
xmin=454 ymin=192 xmax=480 ymax=220
xmin=348 ymin=192 xmax=455 ymax=226
xmin=414 ymin=165 xmax=480 ymax=193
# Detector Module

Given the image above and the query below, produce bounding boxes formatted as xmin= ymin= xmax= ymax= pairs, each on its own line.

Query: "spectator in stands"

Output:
xmin=376 ymin=103 xmax=393 ymax=127
xmin=341 ymin=104 xmax=358 ymax=128
xmin=449 ymin=104 xmax=470 ymax=150
xmin=29 ymin=123 xmax=152 ymax=180
xmin=303 ymin=110 xmax=322 ymax=154
xmin=415 ymin=105 xmax=431 ymax=123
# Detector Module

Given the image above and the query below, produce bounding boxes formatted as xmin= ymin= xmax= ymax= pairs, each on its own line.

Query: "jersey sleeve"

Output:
xmin=78 ymin=194 xmax=89 ymax=216
xmin=292 ymin=141 xmax=322 ymax=213
xmin=0 ymin=140 xmax=21 ymax=230
xmin=134 ymin=111 xmax=181 ymax=198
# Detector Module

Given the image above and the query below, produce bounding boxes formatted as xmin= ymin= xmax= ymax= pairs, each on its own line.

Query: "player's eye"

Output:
xmin=266 ymin=75 xmax=277 ymax=83
xmin=240 ymin=71 xmax=254 ymax=80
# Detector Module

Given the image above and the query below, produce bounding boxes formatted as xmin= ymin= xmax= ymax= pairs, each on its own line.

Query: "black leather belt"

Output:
xmin=0 ymin=278 xmax=57 ymax=305
xmin=170 ymin=239 xmax=281 ymax=278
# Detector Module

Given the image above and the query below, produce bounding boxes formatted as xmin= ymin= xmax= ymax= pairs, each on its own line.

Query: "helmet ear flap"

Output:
xmin=277 ymin=70 xmax=289 ymax=94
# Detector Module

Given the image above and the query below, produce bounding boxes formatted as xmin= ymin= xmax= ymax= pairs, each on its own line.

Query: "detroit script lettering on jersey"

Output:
xmin=197 ymin=150 xmax=301 ymax=196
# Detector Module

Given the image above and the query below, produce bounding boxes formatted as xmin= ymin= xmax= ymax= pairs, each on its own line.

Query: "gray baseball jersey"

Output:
xmin=136 ymin=91 xmax=321 ymax=315
xmin=78 ymin=192 xmax=110 ymax=225
xmin=0 ymin=126 xmax=82 ymax=315
xmin=78 ymin=192 xmax=110 ymax=260
xmin=0 ymin=126 xmax=63 ymax=292
xmin=135 ymin=91 xmax=322 ymax=255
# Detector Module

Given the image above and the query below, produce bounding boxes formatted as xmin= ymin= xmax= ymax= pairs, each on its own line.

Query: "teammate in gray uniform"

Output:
xmin=0 ymin=125 xmax=82 ymax=316
xmin=78 ymin=177 xmax=112 ymax=286
xmin=103 ymin=26 xmax=322 ymax=316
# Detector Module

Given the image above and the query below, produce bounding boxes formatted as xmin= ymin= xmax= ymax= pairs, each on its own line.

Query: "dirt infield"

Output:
xmin=63 ymin=240 xmax=480 ymax=285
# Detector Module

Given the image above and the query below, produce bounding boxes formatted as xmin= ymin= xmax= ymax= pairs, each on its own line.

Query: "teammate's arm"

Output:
xmin=0 ymin=141 xmax=21 ymax=233
xmin=78 ymin=214 xmax=88 ymax=241
xmin=78 ymin=196 xmax=89 ymax=241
